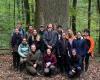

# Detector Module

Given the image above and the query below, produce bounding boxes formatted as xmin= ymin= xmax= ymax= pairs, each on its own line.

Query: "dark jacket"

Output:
xmin=43 ymin=30 xmax=58 ymax=47
xmin=70 ymin=55 xmax=82 ymax=68
xmin=57 ymin=38 xmax=71 ymax=57
xmin=44 ymin=54 xmax=57 ymax=67
xmin=11 ymin=33 xmax=22 ymax=51
xmin=72 ymin=38 xmax=87 ymax=57
xmin=28 ymin=35 xmax=41 ymax=49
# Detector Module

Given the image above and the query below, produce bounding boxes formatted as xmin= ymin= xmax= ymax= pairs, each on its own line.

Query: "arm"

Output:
xmin=18 ymin=44 xmax=26 ymax=57
xmin=51 ymin=55 xmax=57 ymax=65
xmin=43 ymin=32 xmax=48 ymax=46
xmin=88 ymin=37 xmax=95 ymax=56
xmin=50 ymin=32 xmax=58 ymax=47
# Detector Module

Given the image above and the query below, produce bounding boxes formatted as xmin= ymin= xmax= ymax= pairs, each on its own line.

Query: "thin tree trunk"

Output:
xmin=13 ymin=0 xmax=16 ymax=27
xmin=97 ymin=0 xmax=100 ymax=53
xmin=16 ymin=0 xmax=20 ymax=20
xmin=72 ymin=0 xmax=77 ymax=34
xmin=9 ymin=0 xmax=11 ymax=25
xmin=88 ymin=0 xmax=92 ymax=30
xmin=21 ymin=0 xmax=25 ymax=23
xmin=23 ymin=0 xmax=30 ymax=27
xmin=31 ymin=0 xmax=35 ymax=23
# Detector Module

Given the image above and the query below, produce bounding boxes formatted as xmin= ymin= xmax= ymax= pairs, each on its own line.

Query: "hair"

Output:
xmin=57 ymin=25 xmax=62 ymax=28
xmin=84 ymin=29 xmax=90 ymax=36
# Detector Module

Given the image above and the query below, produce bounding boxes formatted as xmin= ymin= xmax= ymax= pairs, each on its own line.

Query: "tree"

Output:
xmin=35 ymin=0 xmax=69 ymax=28
xmin=97 ymin=0 xmax=100 ymax=53
xmin=88 ymin=0 xmax=92 ymax=30
xmin=13 ymin=0 xmax=16 ymax=27
xmin=23 ymin=0 xmax=30 ymax=27
xmin=16 ymin=0 xmax=21 ymax=20
xmin=72 ymin=0 xmax=77 ymax=34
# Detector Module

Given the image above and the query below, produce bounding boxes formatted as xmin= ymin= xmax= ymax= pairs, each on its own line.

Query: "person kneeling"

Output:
xmin=43 ymin=49 xmax=57 ymax=76
xmin=26 ymin=44 xmax=43 ymax=76
xmin=68 ymin=49 xmax=82 ymax=78
xmin=18 ymin=38 xmax=30 ymax=71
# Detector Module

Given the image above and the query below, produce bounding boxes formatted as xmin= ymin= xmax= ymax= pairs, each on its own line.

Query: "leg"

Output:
xmin=50 ymin=65 xmax=56 ymax=75
xmin=44 ymin=68 xmax=50 ymax=76
xmin=85 ymin=53 xmax=90 ymax=71
xmin=16 ymin=52 xmax=20 ymax=70
xmin=12 ymin=51 xmax=16 ymax=69
xmin=26 ymin=66 xmax=37 ymax=76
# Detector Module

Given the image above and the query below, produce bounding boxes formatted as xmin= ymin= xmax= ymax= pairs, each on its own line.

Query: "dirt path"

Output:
xmin=0 ymin=55 xmax=100 ymax=80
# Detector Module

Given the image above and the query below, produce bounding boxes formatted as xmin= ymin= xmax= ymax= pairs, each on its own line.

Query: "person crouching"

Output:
xmin=26 ymin=44 xmax=43 ymax=76
xmin=43 ymin=49 xmax=57 ymax=76
xmin=18 ymin=38 xmax=30 ymax=71
xmin=68 ymin=49 xmax=82 ymax=78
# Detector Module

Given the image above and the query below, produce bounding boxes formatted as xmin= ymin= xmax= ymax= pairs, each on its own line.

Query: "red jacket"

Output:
xmin=43 ymin=53 xmax=57 ymax=66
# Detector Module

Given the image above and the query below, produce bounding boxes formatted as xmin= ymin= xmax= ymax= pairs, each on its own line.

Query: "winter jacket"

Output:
xmin=18 ymin=43 xmax=30 ymax=58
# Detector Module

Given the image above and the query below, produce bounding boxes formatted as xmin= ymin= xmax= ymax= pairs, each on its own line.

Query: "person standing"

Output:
xmin=11 ymin=28 xmax=22 ymax=70
xmin=83 ymin=29 xmax=95 ymax=71
xmin=43 ymin=24 xmax=58 ymax=53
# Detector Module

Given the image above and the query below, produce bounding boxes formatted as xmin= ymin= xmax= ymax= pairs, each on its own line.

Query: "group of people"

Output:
xmin=11 ymin=21 xmax=95 ymax=78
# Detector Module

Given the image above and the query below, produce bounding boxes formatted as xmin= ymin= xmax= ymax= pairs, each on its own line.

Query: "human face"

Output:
xmin=48 ymin=24 xmax=53 ymax=31
xmin=47 ymin=49 xmax=51 ymax=55
xmin=77 ymin=32 xmax=81 ymax=39
xmin=15 ymin=28 xmax=19 ymax=34
xmin=62 ymin=33 xmax=66 ymax=39
xmin=31 ymin=45 xmax=36 ymax=52
xmin=33 ymin=29 xmax=37 ymax=35
xmin=29 ymin=26 xmax=33 ymax=30
xmin=72 ymin=49 xmax=76 ymax=56
xmin=22 ymin=38 xmax=27 ymax=44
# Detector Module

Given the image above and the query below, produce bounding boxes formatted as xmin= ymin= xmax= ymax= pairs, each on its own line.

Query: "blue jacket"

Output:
xmin=72 ymin=38 xmax=87 ymax=57
xmin=18 ymin=43 xmax=30 ymax=58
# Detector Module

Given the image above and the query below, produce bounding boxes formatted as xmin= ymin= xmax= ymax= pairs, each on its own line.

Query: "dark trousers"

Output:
xmin=12 ymin=51 xmax=20 ymax=69
xmin=85 ymin=53 xmax=90 ymax=71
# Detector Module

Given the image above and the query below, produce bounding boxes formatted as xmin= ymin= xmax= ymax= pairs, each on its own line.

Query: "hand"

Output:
xmin=47 ymin=45 xmax=52 ymax=49
xmin=91 ymin=54 xmax=94 ymax=58
xmin=33 ymin=64 xmax=37 ymax=68
xmin=46 ymin=62 xmax=51 ymax=67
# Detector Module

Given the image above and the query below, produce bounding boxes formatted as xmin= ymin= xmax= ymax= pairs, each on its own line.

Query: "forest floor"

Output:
xmin=0 ymin=55 xmax=100 ymax=80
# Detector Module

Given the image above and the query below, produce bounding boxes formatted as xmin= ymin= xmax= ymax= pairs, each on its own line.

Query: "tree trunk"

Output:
xmin=72 ymin=0 xmax=77 ymax=34
xmin=23 ymin=0 xmax=30 ymax=27
xmin=97 ymin=0 xmax=100 ymax=53
xmin=13 ymin=0 xmax=16 ymax=27
xmin=88 ymin=0 xmax=92 ymax=30
xmin=35 ymin=0 xmax=69 ymax=28
xmin=31 ymin=0 xmax=35 ymax=23
xmin=16 ymin=0 xmax=21 ymax=20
